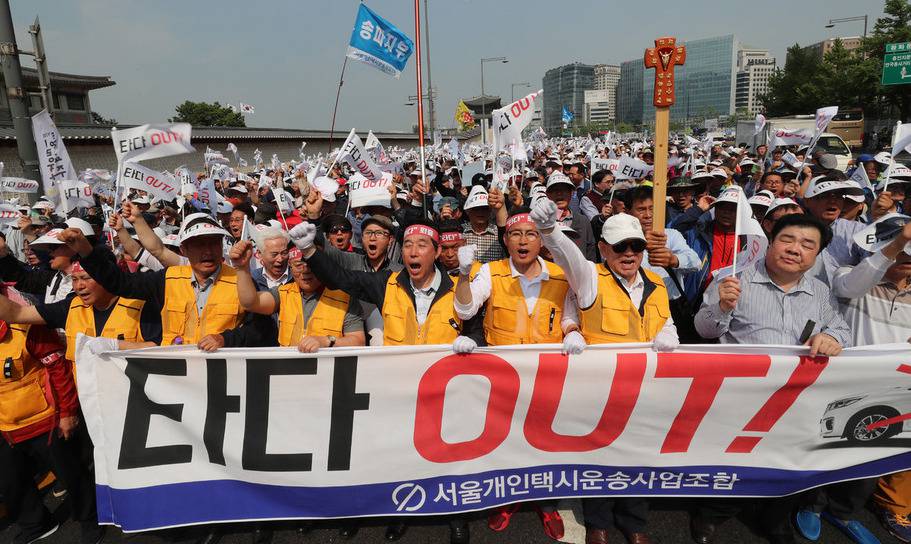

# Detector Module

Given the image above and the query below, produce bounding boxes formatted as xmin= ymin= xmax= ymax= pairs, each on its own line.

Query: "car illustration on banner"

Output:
xmin=820 ymin=386 xmax=911 ymax=443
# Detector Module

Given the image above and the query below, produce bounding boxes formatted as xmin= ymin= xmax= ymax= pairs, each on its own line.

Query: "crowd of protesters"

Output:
xmin=0 ymin=133 xmax=910 ymax=544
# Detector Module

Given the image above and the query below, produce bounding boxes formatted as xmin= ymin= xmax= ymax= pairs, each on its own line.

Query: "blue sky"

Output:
xmin=11 ymin=0 xmax=886 ymax=131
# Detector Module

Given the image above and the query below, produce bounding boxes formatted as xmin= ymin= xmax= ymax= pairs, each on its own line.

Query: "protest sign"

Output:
xmin=32 ymin=109 xmax=75 ymax=202
xmin=346 ymin=3 xmax=414 ymax=78
xmin=592 ymin=158 xmax=620 ymax=174
xmin=348 ymin=171 xmax=393 ymax=208
xmin=118 ymin=163 xmax=180 ymax=202
xmin=76 ymin=339 xmax=911 ymax=532
xmin=60 ymin=179 xmax=95 ymax=210
xmin=768 ymin=128 xmax=814 ymax=148
xmin=0 ymin=203 xmax=19 ymax=224
xmin=492 ymin=89 xmax=543 ymax=159
xmin=338 ymin=129 xmax=384 ymax=182
xmin=112 ymin=123 xmax=194 ymax=163
xmin=614 ymin=156 xmax=653 ymax=180
xmin=0 ymin=177 xmax=40 ymax=193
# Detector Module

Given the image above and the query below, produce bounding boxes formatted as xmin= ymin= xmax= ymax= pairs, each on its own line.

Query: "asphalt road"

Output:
xmin=0 ymin=493 xmax=901 ymax=544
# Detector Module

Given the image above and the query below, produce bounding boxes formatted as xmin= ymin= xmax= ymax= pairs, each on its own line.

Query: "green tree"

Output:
xmin=761 ymin=43 xmax=824 ymax=116
xmin=169 ymin=101 xmax=245 ymax=127
xmin=91 ymin=111 xmax=117 ymax=125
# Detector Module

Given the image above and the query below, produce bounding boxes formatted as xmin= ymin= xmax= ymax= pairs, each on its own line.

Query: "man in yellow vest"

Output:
xmin=532 ymin=198 xmax=678 ymax=544
xmin=291 ymin=220 xmax=484 ymax=349
xmin=453 ymin=209 xmax=578 ymax=541
xmin=0 ymin=284 xmax=104 ymax=544
xmin=57 ymin=214 xmax=276 ymax=352
xmin=289 ymin=219 xmax=483 ymax=543
xmin=0 ymin=260 xmax=160 ymax=361
xmin=230 ymin=241 xmax=365 ymax=351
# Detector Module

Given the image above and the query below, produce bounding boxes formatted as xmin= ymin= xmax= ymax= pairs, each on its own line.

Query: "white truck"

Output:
xmin=735 ymin=117 xmax=852 ymax=171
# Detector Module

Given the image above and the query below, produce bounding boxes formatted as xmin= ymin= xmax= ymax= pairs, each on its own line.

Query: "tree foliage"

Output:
xmin=761 ymin=0 xmax=911 ymax=120
xmin=169 ymin=101 xmax=245 ymax=127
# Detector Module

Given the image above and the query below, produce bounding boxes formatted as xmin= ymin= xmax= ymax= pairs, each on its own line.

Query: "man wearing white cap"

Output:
xmin=531 ymin=198 xmax=677 ymax=544
xmin=545 ymin=171 xmax=597 ymax=261
xmin=462 ymin=184 xmax=506 ymax=263
xmin=58 ymin=215 xmax=276 ymax=351
xmin=802 ymin=175 xmax=867 ymax=270
xmin=0 ymin=217 xmax=97 ymax=304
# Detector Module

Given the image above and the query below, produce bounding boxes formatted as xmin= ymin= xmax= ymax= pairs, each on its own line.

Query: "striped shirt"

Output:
xmin=695 ymin=260 xmax=852 ymax=347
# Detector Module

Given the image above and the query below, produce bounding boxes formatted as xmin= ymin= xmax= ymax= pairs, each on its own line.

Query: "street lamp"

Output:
xmin=825 ymin=15 xmax=868 ymax=38
xmin=480 ymin=56 xmax=508 ymax=97
xmin=511 ymin=82 xmax=530 ymax=102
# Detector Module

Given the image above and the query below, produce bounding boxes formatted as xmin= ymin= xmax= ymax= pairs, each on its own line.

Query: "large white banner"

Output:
xmin=769 ymin=128 xmax=814 ymax=148
xmin=614 ymin=156 xmax=653 ymax=180
xmin=112 ymin=123 xmax=194 ymax=163
xmin=118 ymin=162 xmax=180 ymax=202
xmin=32 ymin=109 xmax=76 ymax=203
xmin=76 ymin=339 xmax=911 ymax=532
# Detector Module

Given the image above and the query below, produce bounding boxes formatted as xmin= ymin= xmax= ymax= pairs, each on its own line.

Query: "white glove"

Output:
xmin=652 ymin=334 xmax=680 ymax=352
xmin=453 ymin=335 xmax=477 ymax=354
xmin=86 ymin=337 xmax=120 ymax=356
xmin=288 ymin=222 xmax=317 ymax=250
xmin=530 ymin=198 xmax=558 ymax=231
xmin=561 ymin=330 xmax=586 ymax=355
xmin=457 ymin=244 xmax=477 ymax=276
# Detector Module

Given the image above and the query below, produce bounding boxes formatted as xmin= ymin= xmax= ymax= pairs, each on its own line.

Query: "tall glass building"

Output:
xmin=620 ymin=34 xmax=738 ymax=126
xmin=617 ymin=60 xmax=644 ymax=125
xmin=542 ymin=63 xmax=595 ymax=132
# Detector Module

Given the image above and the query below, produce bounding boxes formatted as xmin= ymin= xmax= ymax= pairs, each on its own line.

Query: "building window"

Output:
xmin=65 ymin=93 xmax=86 ymax=111
xmin=29 ymin=94 xmax=42 ymax=110
xmin=52 ymin=93 xmax=60 ymax=109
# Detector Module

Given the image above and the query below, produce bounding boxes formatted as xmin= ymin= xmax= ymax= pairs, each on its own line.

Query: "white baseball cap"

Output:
xmin=748 ymin=190 xmax=774 ymax=208
xmin=764 ymin=197 xmax=801 ymax=218
xmin=600 ymin=213 xmax=646 ymax=245
xmin=216 ymin=200 xmax=234 ymax=214
xmin=713 ymin=186 xmax=744 ymax=206
xmin=178 ymin=217 xmax=229 ymax=244
xmin=65 ymin=217 xmax=94 ymax=237
xmin=30 ymin=228 xmax=66 ymax=248
xmin=545 ymin=171 xmax=574 ymax=190
xmin=463 ymin=184 xmax=489 ymax=210
xmin=804 ymin=176 xmax=864 ymax=199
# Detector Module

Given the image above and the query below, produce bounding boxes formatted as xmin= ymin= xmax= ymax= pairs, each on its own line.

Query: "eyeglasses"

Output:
xmin=328 ymin=225 xmax=351 ymax=234
xmin=610 ymin=239 xmax=647 ymax=253
xmin=363 ymin=230 xmax=390 ymax=239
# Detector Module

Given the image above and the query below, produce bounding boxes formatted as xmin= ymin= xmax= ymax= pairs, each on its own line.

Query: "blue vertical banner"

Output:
xmin=347 ymin=3 xmax=415 ymax=78
xmin=562 ymin=105 xmax=575 ymax=123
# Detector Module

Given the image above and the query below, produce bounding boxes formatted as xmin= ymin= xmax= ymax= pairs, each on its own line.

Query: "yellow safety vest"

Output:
xmin=0 ymin=324 xmax=55 ymax=432
xmin=277 ymin=283 xmax=350 ymax=347
xmin=381 ymin=271 xmax=461 ymax=346
xmin=579 ymin=265 xmax=670 ymax=344
xmin=64 ymin=297 xmax=146 ymax=361
xmin=161 ymin=266 xmax=245 ymax=345
xmin=483 ymin=259 xmax=569 ymax=345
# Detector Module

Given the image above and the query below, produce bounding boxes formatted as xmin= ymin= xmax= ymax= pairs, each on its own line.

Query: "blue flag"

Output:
xmin=347 ymin=3 xmax=414 ymax=78
xmin=562 ymin=106 xmax=574 ymax=123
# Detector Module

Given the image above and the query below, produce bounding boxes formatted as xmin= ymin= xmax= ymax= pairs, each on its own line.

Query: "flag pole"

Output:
xmin=413 ymin=0 xmax=428 ymax=219
xmin=328 ymin=57 xmax=349 ymax=152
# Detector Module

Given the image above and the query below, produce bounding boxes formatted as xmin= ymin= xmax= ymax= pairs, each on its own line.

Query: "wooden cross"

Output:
xmin=644 ymin=37 xmax=685 ymax=234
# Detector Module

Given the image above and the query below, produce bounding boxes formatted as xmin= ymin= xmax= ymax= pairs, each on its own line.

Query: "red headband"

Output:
xmin=69 ymin=261 xmax=85 ymax=275
xmin=505 ymin=213 xmax=534 ymax=231
xmin=440 ymin=231 xmax=464 ymax=243
xmin=403 ymin=224 xmax=440 ymax=243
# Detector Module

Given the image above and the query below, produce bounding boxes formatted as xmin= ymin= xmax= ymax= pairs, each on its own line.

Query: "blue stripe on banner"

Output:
xmin=100 ymin=452 xmax=911 ymax=532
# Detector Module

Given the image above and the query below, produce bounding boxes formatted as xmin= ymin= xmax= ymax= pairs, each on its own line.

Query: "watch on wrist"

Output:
xmin=327 ymin=335 xmax=337 ymax=347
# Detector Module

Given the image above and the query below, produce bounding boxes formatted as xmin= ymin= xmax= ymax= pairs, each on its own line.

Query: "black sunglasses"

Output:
xmin=610 ymin=239 xmax=647 ymax=254
xmin=328 ymin=225 xmax=351 ymax=234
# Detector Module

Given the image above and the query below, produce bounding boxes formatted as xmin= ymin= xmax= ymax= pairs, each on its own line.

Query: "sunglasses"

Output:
xmin=328 ymin=225 xmax=351 ymax=234
xmin=610 ymin=239 xmax=647 ymax=254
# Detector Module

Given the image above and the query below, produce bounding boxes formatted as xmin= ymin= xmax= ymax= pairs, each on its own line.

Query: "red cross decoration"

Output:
xmin=644 ymin=37 xmax=686 ymax=107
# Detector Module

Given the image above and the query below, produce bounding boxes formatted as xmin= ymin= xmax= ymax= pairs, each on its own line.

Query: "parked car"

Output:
xmin=819 ymin=386 xmax=911 ymax=443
